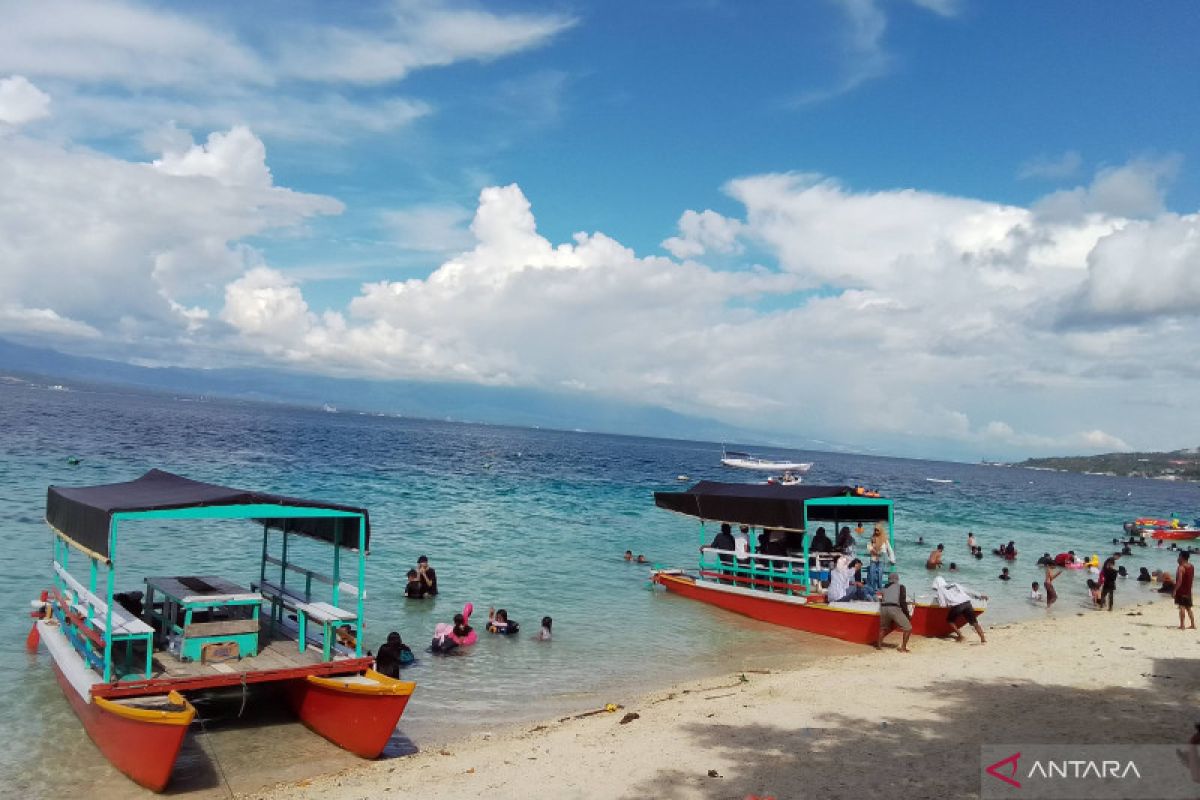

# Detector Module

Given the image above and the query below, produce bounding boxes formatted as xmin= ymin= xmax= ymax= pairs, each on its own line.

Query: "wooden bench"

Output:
xmin=253 ymin=580 xmax=358 ymax=661
xmin=54 ymin=561 xmax=155 ymax=678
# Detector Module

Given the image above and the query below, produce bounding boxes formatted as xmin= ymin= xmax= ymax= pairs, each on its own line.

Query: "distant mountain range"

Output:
xmin=1018 ymin=448 xmax=1200 ymax=481
xmin=0 ymin=337 xmax=818 ymax=448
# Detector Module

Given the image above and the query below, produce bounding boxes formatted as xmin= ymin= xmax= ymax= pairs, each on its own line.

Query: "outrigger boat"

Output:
xmin=25 ymin=469 xmax=415 ymax=791
xmin=1123 ymin=517 xmax=1200 ymax=541
xmin=651 ymin=481 xmax=985 ymax=644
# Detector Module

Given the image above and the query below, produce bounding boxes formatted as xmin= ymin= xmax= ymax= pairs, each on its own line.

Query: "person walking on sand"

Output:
xmin=1176 ymin=552 xmax=1195 ymax=630
xmin=932 ymin=576 xmax=988 ymax=643
xmin=1043 ymin=563 xmax=1062 ymax=609
xmin=876 ymin=573 xmax=912 ymax=652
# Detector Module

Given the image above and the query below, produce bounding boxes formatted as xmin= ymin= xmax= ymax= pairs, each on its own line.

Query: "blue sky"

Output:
xmin=1 ymin=0 xmax=1198 ymax=459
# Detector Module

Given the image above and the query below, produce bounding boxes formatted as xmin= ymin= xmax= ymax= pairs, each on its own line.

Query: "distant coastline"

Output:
xmin=1017 ymin=447 xmax=1200 ymax=482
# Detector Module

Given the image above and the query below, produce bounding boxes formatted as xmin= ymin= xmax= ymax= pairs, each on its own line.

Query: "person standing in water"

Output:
xmin=1176 ymin=552 xmax=1195 ymax=630
xmin=1043 ymin=563 xmax=1062 ymax=609
xmin=1099 ymin=555 xmax=1119 ymax=611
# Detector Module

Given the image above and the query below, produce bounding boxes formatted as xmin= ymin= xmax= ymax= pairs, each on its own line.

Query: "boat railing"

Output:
xmin=262 ymin=555 xmax=361 ymax=602
xmin=699 ymin=548 xmax=823 ymax=595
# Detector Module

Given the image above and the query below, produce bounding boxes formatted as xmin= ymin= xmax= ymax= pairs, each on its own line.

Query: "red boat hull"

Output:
xmin=1148 ymin=529 xmax=1200 ymax=541
xmin=654 ymin=572 xmax=984 ymax=643
xmin=287 ymin=670 xmax=415 ymax=758
xmin=654 ymin=572 xmax=880 ymax=644
xmin=54 ymin=665 xmax=193 ymax=792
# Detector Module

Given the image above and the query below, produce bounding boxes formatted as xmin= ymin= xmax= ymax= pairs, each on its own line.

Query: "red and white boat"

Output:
xmin=652 ymin=481 xmax=985 ymax=645
xmin=26 ymin=470 xmax=416 ymax=791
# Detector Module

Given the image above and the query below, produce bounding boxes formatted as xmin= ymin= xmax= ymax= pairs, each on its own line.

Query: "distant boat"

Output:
xmin=322 ymin=404 xmax=338 ymax=413
xmin=720 ymin=449 xmax=812 ymax=473
xmin=925 ymin=478 xmax=954 ymax=484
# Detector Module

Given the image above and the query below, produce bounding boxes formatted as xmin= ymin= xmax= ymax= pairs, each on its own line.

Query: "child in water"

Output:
xmin=1030 ymin=581 xmax=1042 ymax=602
xmin=487 ymin=607 xmax=520 ymax=634
xmin=404 ymin=569 xmax=427 ymax=599
xmin=537 ymin=616 xmax=553 ymax=641
xmin=999 ymin=567 xmax=1011 ymax=581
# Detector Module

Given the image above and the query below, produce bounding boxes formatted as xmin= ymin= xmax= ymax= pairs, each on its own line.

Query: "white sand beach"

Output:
xmin=244 ymin=596 xmax=1199 ymax=800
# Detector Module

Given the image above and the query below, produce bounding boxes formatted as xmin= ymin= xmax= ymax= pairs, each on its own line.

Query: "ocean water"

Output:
xmin=1 ymin=378 xmax=1197 ymax=798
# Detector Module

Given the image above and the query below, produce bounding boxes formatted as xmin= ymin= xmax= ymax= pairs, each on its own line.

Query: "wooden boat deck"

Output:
xmin=93 ymin=624 xmax=373 ymax=700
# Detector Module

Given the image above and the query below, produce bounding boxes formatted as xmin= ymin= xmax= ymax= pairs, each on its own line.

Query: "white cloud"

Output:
xmin=0 ymin=1 xmax=570 ymax=142
xmin=1035 ymin=157 xmax=1180 ymax=221
xmin=1018 ymin=150 xmax=1083 ymax=181
xmin=0 ymin=125 xmax=341 ymax=337
xmin=662 ymin=209 xmax=744 ymax=259
xmin=0 ymin=75 xmax=51 ymax=126
xmin=0 ymin=304 xmax=100 ymax=339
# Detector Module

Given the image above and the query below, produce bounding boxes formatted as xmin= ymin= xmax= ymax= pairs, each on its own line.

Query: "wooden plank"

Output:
xmin=184 ymin=619 xmax=260 ymax=637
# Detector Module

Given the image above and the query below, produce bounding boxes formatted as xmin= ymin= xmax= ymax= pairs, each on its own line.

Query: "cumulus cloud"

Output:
xmin=1035 ymin=157 xmax=1180 ymax=221
xmin=662 ymin=210 xmax=744 ymax=259
xmin=0 ymin=124 xmax=341 ymax=339
xmin=0 ymin=75 xmax=51 ymax=126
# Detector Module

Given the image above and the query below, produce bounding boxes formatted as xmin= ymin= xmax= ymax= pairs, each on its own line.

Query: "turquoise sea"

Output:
xmin=1 ymin=377 xmax=1197 ymax=798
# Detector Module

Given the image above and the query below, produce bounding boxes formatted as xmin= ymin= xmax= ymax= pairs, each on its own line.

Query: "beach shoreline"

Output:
xmin=241 ymin=595 xmax=1200 ymax=800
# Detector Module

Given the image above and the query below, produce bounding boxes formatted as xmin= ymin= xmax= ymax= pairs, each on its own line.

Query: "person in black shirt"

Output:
xmin=1099 ymin=556 xmax=1119 ymax=611
xmin=417 ymin=555 xmax=438 ymax=596
xmin=375 ymin=631 xmax=414 ymax=678
xmin=404 ymin=569 xmax=427 ymax=599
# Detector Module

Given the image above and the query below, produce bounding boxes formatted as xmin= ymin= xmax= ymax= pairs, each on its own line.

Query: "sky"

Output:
xmin=1 ymin=0 xmax=1198 ymax=460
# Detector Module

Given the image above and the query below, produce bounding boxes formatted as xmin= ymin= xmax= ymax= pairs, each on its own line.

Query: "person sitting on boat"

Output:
xmin=487 ymin=607 xmax=520 ymax=634
xmin=866 ymin=524 xmax=895 ymax=594
xmin=404 ymin=569 xmax=428 ymax=599
xmin=926 ymin=543 xmax=944 ymax=569
xmin=931 ymin=576 xmax=987 ymax=643
xmin=375 ymin=631 xmax=414 ymax=677
xmin=829 ymin=557 xmax=873 ymax=602
xmin=707 ymin=523 xmax=736 ymax=582
xmin=417 ymin=555 xmax=439 ymax=596
xmin=733 ymin=525 xmax=752 ymax=574
xmin=834 ymin=526 xmax=856 ymax=556
xmin=810 ymin=526 xmax=834 ymax=553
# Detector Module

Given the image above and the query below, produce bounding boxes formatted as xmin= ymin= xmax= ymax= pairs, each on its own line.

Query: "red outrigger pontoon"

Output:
xmin=26 ymin=470 xmax=415 ymax=791
xmin=651 ymin=481 xmax=985 ymax=644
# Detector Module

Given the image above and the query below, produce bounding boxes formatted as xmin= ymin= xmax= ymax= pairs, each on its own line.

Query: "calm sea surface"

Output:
xmin=1 ymin=378 xmax=1197 ymax=797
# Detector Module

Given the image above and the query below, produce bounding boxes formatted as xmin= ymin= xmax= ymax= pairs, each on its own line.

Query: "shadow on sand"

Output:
xmin=623 ymin=656 xmax=1200 ymax=800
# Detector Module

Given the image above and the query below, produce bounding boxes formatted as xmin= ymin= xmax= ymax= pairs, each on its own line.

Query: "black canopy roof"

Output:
xmin=654 ymin=480 xmax=890 ymax=530
xmin=46 ymin=469 xmax=370 ymax=560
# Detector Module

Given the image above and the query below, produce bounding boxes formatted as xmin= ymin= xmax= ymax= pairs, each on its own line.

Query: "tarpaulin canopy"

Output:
xmin=654 ymin=480 xmax=890 ymax=530
xmin=46 ymin=469 xmax=370 ymax=560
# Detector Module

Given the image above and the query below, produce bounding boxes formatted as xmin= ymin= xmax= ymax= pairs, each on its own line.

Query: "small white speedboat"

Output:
xmin=721 ymin=449 xmax=812 ymax=472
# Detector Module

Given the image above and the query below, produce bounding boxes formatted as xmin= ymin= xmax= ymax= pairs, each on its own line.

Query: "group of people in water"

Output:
xmin=374 ymin=554 xmax=554 ymax=678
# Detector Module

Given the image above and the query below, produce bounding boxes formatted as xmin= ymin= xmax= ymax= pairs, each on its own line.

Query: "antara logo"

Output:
xmin=985 ymin=751 xmax=1143 ymax=787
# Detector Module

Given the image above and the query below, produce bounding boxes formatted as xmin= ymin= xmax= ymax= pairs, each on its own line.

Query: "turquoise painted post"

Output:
xmin=696 ymin=521 xmax=706 ymax=571
xmin=802 ymin=506 xmax=811 ymax=587
xmin=355 ymin=515 xmax=365 ymax=658
xmin=103 ymin=521 xmax=116 ymax=683
xmin=332 ymin=520 xmax=341 ymax=606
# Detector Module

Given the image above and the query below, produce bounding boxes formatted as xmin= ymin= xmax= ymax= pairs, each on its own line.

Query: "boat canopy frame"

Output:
xmin=45 ymin=470 xmax=370 ymax=682
xmin=654 ymin=480 xmax=894 ymax=589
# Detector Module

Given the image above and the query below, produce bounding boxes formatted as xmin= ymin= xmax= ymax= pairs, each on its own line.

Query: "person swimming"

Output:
xmin=375 ymin=631 xmax=414 ymax=677
xmin=487 ymin=607 xmax=520 ymax=634
xmin=431 ymin=602 xmax=477 ymax=652
xmin=537 ymin=616 xmax=553 ymax=641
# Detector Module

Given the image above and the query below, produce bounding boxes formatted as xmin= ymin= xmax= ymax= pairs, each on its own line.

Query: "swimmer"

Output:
xmin=537 ymin=616 xmax=553 ymax=641
xmin=636 ymin=554 xmax=648 ymax=564
xmin=999 ymin=567 xmax=1011 ymax=581
xmin=949 ymin=562 xmax=958 ymax=571
xmin=1031 ymin=581 xmax=1042 ymax=602
xmin=926 ymin=543 xmax=944 ymax=570
xmin=623 ymin=550 xmax=633 ymax=561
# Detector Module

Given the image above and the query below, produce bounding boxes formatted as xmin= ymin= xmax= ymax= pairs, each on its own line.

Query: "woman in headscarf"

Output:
xmin=866 ymin=524 xmax=895 ymax=594
xmin=810 ymin=526 xmax=833 ymax=553
xmin=827 ymin=556 xmax=852 ymax=603
xmin=834 ymin=526 xmax=856 ymax=556
xmin=932 ymin=576 xmax=988 ymax=643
